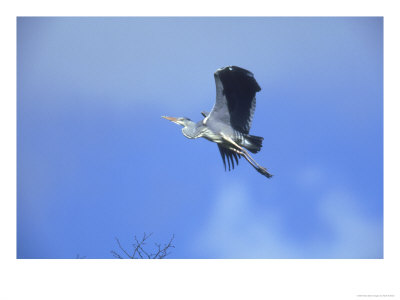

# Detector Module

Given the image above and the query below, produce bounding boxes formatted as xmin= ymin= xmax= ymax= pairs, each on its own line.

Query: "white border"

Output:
xmin=2 ymin=1 xmax=399 ymax=299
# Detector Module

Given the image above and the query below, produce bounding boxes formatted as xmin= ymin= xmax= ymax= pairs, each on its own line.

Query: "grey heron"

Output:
xmin=162 ymin=66 xmax=272 ymax=178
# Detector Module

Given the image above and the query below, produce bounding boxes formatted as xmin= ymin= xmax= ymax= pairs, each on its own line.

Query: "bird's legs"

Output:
xmin=221 ymin=133 xmax=262 ymax=166
xmin=230 ymin=148 xmax=273 ymax=178
xmin=221 ymin=133 xmax=273 ymax=178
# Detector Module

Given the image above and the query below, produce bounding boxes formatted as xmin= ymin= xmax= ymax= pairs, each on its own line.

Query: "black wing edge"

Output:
xmin=214 ymin=66 xmax=261 ymax=134
xmin=215 ymin=66 xmax=261 ymax=92
xmin=217 ymin=145 xmax=240 ymax=171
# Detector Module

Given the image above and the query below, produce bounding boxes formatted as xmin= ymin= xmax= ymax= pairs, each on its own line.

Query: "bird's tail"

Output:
xmin=243 ymin=134 xmax=263 ymax=153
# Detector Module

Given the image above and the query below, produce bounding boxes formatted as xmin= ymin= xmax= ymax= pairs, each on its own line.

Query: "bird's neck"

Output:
xmin=182 ymin=121 xmax=201 ymax=139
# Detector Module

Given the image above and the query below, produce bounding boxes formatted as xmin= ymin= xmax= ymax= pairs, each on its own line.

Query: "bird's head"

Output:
xmin=162 ymin=116 xmax=193 ymax=127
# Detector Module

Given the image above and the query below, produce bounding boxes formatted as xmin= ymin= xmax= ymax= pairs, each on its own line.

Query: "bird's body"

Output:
xmin=163 ymin=66 xmax=272 ymax=178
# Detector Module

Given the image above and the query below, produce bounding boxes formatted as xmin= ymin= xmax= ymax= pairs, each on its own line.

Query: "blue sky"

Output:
xmin=17 ymin=17 xmax=383 ymax=258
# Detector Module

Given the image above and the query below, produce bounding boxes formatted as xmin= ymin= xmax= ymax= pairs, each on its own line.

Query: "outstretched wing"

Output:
xmin=205 ymin=66 xmax=261 ymax=134
xmin=217 ymin=145 xmax=240 ymax=171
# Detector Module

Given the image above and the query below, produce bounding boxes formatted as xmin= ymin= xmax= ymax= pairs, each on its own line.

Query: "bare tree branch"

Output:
xmin=110 ymin=251 xmax=123 ymax=259
xmin=110 ymin=233 xmax=175 ymax=259
xmin=115 ymin=237 xmax=134 ymax=259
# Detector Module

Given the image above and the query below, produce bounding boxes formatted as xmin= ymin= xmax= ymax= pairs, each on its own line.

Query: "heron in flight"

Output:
xmin=162 ymin=66 xmax=272 ymax=178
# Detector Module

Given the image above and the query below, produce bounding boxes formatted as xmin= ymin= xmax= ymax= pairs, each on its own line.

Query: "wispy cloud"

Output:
xmin=192 ymin=170 xmax=382 ymax=259
xmin=192 ymin=180 xmax=293 ymax=258
xmin=318 ymin=189 xmax=383 ymax=258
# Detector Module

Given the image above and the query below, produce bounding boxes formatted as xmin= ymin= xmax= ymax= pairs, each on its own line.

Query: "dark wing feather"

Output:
xmin=217 ymin=145 xmax=240 ymax=171
xmin=207 ymin=66 xmax=261 ymax=134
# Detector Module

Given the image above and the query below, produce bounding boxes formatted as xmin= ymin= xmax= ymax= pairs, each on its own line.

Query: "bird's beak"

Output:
xmin=162 ymin=116 xmax=179 ymax=124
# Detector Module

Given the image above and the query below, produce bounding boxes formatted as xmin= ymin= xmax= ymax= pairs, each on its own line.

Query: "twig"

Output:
xmin=111 ymin=233 xmax=175 ymax=259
